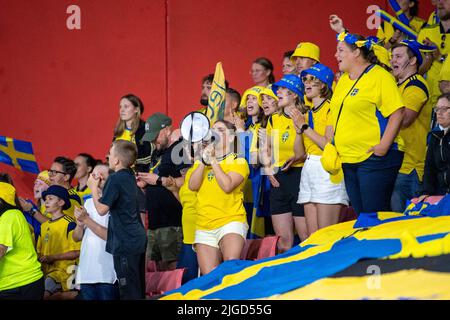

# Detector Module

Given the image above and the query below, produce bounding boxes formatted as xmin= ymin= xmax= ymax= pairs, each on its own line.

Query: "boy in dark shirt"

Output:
xmin=89 ymin=140 xmax=147 ymax=300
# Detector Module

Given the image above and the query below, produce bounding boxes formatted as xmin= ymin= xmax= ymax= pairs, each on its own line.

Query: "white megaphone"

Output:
xmin=180 ymin=111 xmax=211 ymax=143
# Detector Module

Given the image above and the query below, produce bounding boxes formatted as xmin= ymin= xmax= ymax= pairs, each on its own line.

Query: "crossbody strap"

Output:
xmin=334 ymin=64 xmax=374 ymax=138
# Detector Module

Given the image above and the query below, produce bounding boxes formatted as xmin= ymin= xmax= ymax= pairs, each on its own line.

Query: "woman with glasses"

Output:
xmin=250 ymin=57 xmax=275 ymax=88
xmin=113 ymin=94 xmax=153 ymax=172
xmin=291 ymin=64 xmax=348 ymax=237
xmin=418 ymin=93 xmax=450 ymax=200
xmin=189 ymin=120 xmax=249 ymax=275
xmin=330 ymin=32 xmax=405 ymax=216
xmin=261 ymin=75 xmax=306 ymax=251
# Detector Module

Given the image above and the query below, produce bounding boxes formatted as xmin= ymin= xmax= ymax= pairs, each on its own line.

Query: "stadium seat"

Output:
xmin=145 ymin=268 xmax=186 ymax=298
xmin=240 ymin=239 xmax=262 ymax=260
xmin=147 ymin=260 xmax=158 ymax=272
xmin=257 ymin=236 xmax=279 ymax=259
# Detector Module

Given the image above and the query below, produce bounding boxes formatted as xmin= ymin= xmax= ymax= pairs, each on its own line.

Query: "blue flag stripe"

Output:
xmin=13 ymin=139 xmax=34 ymax=154
xmin=17 ymin=158 xmax=40 ymax=174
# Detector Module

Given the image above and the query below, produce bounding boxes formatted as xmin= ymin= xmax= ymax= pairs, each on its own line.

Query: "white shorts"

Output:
xmin=298 ymin=154 xmax=349 ymax=205
xmin=194 ymin=221 xmax=248 ymax=249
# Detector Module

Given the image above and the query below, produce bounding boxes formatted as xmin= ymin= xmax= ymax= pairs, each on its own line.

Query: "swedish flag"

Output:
xmin=206 ymin=62 xmax=226 ymax=125
xmin=0 ymin=136 xmax=40 ymax=174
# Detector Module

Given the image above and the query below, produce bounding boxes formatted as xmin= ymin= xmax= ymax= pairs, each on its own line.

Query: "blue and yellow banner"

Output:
xmin=388 ymin=0 xmax=410 ymax=27
xmin=206 ymin=62 xmax=226 ymax=125
xmin=0 ymin=136 xmax=40 ymax=174
xmin=376 ymin=9 xmax=418 ymax=40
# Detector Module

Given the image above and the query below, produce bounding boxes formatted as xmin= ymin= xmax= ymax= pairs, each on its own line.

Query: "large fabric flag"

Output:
xmin=206 ymin=62 xmax=226 ymax=125
xmin=0 ymin=136 xmax=40 ymax=174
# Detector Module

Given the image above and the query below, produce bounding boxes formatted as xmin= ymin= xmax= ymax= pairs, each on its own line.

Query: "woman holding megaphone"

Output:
xmin=188 ymin=120 xmax=249 ymax=275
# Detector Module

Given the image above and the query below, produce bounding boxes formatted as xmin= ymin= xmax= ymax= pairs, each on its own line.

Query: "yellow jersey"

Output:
xmin=0 ymin=209 xmax=43 ymax=291
xmin=428 ymin=11 xmax=439 ymax=26
xmin=115 ymin=128 xmax=135 ymax=143
xmin=179 ymin=167 xmax=197 ymax=244
xmin=37 ymin=215 xmax=81 ymax=291
xmin=266 ymin=112 xmax=303 ymax=168
xmin=76 ymin=185 xmax=92 ymax=203
xmin=304 ymin=99 xmax=332 ymax=156
xmin=194 ymin=153 xmax=249 ymax=231
xmin=63 ymin=188 xmax=83 ymax=219
xmin=418 ymin=23 xmax=450 ymax=108
xmin=330 ymin=65 xmax=405 ymax=164
xmin=377 ymin=16 xmax=426 ymax=43
xmin=398 ymin=74 xmax=432 ymax=181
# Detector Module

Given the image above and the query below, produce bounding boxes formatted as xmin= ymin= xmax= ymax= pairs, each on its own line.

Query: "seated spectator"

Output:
xmin=74 ymin=153 xmax=97 ymax=202
xmin=73 ymin=163 xmax=119 ymax=300
xmin=37 ymin=185 xmax=80 ymax=299
xmin=189 ymin=120 xmax=249 ymax=275
xmin=0 ymin=182 xmax=44 ymax=300
xmin=419 ymin=93 xmax=450 ymax=199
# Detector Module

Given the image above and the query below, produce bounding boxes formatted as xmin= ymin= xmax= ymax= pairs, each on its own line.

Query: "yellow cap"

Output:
xmin=291 ymin=42 xmax=320 ymax=62
xmin=440 ymin=57 xmax=450 ymax=81
xmin=0 ymin=182 xmax=16 ymax=206
xmin=373 ymin=44 xmax=391 ymax=69
xmin=240 ymin=86 xmax=265 ymax=108
xmin=320 ymin=143 xmax=344 ymax=184
xmin=37 ymin=170 xmax=51 ymax=186
xmin=258 ymin=86 xmax=279 ymax=106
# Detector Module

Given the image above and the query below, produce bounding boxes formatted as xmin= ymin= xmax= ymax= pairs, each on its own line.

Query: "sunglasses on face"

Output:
xmin=301 ymin=75 xmax=320 ymax=84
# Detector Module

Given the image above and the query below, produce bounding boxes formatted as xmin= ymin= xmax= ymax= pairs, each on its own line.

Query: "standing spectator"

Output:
xmin=292 ymin=64 xmax=348 ymax=236
xmin=378 ymin=0 xmax=426 ymax=49
xmin=250 ymin=57 xmax=275 ymax=87
xmin=37 ymin=185 xmax=80 ymax=299
xmin=189 ymin=120 xmax=249 ymax=275
xmin=74 ymin=153 xmax=97 ymax=202
xmin=113 ymin=93 xmax=153 ymax=173
xmin=91 ymin=140 xmax=147 ymax=300
xmin=439 ymin=55 xmax=450 ymax=93
xmin=73 ymin=163 xmax=119 ymax=300
xmin=48 ymin=156 xmax=82 ymax=219
xmin=390 ymin=41 xmax=432 ymax=212
xmin=199 ymin=74 xmax=230 ymax=114
xmin=282 ymin=50 xmax=296 ymax=75
xmin=224 ymin=88 xmax=242 ymax=123
xmin=291 ymin=42 xmax=320 ymax=75
xmin=0 ymin=182 xmax=44 ymax=300
xmin=331 ymin=32 xmax=405 ymax=215
xmin=419 ymin=93 xmax=450 ymax=199
xmin=137 ymin=113 xmax=189 ymax=271
xmin=262 ymin=75 xmax=306 ymax=251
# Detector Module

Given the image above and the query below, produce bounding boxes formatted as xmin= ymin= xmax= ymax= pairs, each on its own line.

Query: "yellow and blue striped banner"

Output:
xmin=0 ymin=136 xmax=40 ymax=174
xmin=206 ymin=62 xmax=226 ymax=125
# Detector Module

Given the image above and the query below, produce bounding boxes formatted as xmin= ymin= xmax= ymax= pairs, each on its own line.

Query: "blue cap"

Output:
xmin=300 ymin=63 xmax=334 ymax=90
xmin=42 ymin=185 xmax=71 ymax=210
xmin=271 ymin=74 xmax=304 ymax=98
xmin=398 ymin=40 xmax=437 ymax=66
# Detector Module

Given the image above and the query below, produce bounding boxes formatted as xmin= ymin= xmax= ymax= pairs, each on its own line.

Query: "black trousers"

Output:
xmin=0 ymin=277 xmax=44 ymax=300
xmin=113 ymin=253 xmax=146 ymax=300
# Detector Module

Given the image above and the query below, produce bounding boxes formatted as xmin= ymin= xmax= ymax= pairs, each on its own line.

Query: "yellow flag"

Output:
xmin=206 ymin=62 xmax=226 ymax=125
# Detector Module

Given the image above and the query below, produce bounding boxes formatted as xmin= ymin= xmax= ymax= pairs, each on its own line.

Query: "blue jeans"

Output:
xmin=342 ymin=150 xmax=403 ymax=215
xmin=79 ymin=283 xmax=119 ymax=300
xmin=391 ymin=170 xmax=423 ymax=213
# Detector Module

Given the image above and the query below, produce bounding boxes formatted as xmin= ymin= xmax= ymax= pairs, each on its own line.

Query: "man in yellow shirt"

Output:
xmin=390 ymin=40 xmax=432 ymax=212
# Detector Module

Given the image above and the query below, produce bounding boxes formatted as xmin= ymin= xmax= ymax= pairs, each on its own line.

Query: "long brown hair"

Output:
xmin=214 ymin=120 xmax=239 ymax=154
xmin=113 ymin=94 xmax=144 ymax=139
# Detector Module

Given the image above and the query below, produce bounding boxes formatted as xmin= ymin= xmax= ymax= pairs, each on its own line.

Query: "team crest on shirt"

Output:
xmin=282 ymin=131 xmax=289 ymax=143
xmin=207 ymin=171 xmax=215 ymax=181
xmin=350 ymin=88 xmax=359 ymax=96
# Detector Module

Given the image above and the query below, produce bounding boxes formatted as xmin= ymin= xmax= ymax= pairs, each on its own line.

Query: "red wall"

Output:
xmin=0 ymin=0 xmax=434 ymax=198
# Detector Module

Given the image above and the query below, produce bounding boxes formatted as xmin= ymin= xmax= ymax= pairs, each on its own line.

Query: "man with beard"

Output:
xmin=390 ymin=40 xmax=432 ymax=212
xmin=137 ymin=113 xmax=190 ymax=270
xmin=418 ymin=0 xmax=450 ymax=122
xmin=198 ymin=74 xmax=229 ymax=114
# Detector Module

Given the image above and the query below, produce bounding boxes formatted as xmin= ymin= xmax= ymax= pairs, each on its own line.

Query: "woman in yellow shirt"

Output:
xmin=113 ymin=94 xmax=153 ymax=172
xmin=262 ymin=75 xmax=306 ymax=252
xmin=331 ymin=32 xmax=405 ymax=215
xmin=291 ymin=63 xmax=349 ymax=238
xmin=189 ymin=120 xmax=250 ymax=275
